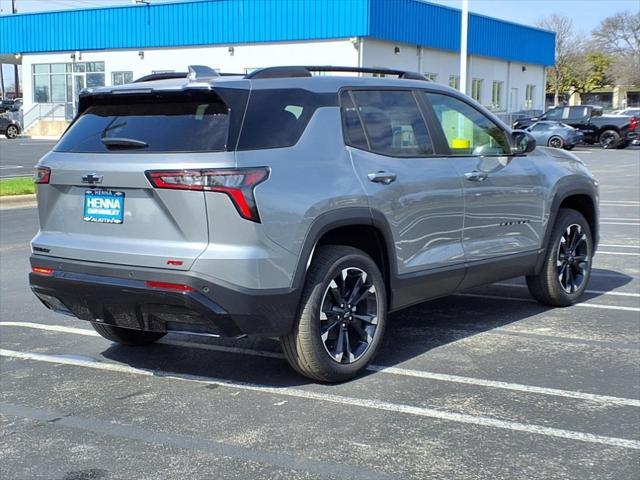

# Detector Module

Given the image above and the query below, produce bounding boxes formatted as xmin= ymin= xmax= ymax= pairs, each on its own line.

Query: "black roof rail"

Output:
xmin=244 ymin=66 xmax=429 ymax=81
xmin=245 ymin=66 xmax=312 ymax=79
xmin=134 ymin=69 xmax=244 ymax=83
xmin=134 ymin=72 xmax=188 ymax=83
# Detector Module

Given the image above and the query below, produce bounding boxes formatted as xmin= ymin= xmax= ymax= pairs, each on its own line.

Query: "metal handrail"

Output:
xmin=22 ymin=102 xmax=68 ymax=131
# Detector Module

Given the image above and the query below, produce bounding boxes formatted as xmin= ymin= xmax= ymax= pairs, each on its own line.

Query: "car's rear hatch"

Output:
xmin=31 ymin=87 xmax=244 ymax=271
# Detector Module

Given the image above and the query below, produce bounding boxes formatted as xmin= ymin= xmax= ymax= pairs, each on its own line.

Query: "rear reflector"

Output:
xmin=630 ymin=117 xmax=638 ymax=131
xmin=145 ymin=280 xmax=194 ymax=292
xmin=34 ymin=167 xmax=51 ymax=184
xmin=145 ymin=167 xmax=269 ymax=222
xmin=32 ymin=267 xmax=54 ymax=276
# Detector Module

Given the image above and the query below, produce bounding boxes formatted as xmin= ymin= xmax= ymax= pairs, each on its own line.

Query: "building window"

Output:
xmin=112 ymin=71 xmax=133 ymax=85
xmin=33 ymin=63 xmax=71 ymax=103
xmin=525 ymin=85 xmax=535 ymax=109
xmin=491 ymin=81 xmax=503 ymax=110
xmin=32 ymin=62 xmax=105 ymax=104
xmin=448 ymin=75 xmax=460 ymax=90
xmin=471 ymin=79 xmax=483 ymax=102
xmin=424 ymin=72 xmax=438 ymax=82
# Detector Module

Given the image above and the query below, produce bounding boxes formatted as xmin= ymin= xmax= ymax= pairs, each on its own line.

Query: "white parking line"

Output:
xmin=599 ymin=244 xmax=640 ymax=249
xmin=601 ymin=222 xmax=640 ymax=226
xmin=601 ymin=218 xmax=640 ymax=222
xmin=492 ymin=283 xmax=640 ymax=298
xmin=597 ymin=251 xmax=640 ymax=256
xmin=0 ymin=165 xmax=23 ymax=170
xmin=1 ymin=348 xmax=639 ymax=450
xmin=601 ymin=201 xmax=640 ymax=206
xmin=2 ymin=322 xmax=638 ymax=407
xmin=454 ymin=293 xmax=640 ymax=312
xmin=0 ymin=174 xmax=32 ymax=179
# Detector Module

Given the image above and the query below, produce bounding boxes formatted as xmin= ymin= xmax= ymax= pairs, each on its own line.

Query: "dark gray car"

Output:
xmin=526 ymin=121 xmax=583 ymax=150
xmin=0 ymin=113 xmax=20 ymax=138
xmin=29 ymin=65 xmax=599 ymax=382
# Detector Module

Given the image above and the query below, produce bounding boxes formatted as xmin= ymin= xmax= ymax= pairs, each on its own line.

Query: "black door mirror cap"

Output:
xmin=512 ymin=130 xmax=536 ymax=154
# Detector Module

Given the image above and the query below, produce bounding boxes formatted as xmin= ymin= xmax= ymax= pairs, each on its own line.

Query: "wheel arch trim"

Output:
xmin=538 ymin=182 xmax=599 ymax=272
xmin=291 ymin=207 xmax=397 ymax=292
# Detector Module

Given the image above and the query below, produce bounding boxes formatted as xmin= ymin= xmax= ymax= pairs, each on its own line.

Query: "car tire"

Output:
xmin=526 ymin=208 xmax=593 ymax=307
xmin=547 ymin=136 xmax=564 ymax=149
xmin=5 ymin=125 xmax=18 ymax=139
xmin=599 ymin=129 xmax=620 ymax=149
xmin=91 ymin=322 xmax=166 ymax=345
xmin=281 ymin=245 xmax=387 ymax=382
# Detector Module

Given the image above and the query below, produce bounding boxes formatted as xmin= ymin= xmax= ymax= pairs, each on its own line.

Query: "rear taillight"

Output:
xmin=31 ymin=267 xmax=54 ymax=276
xmin=145 ymin=280 xmax=194 ymax=292
xmin=630 ymin=117 xmax=638 ymax=131
xmin=145 ymin=167 xmax=269 ymax=222
xmin=34 ymin=167 xmax=50 ymax=184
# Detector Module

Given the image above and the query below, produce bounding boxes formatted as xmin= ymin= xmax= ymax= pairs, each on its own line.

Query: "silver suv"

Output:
xmin=30 ymin=66 xmax=599 ymax=382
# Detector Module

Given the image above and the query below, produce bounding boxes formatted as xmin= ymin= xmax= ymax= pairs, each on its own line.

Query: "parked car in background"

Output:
xmin=0 ymin=113 xmax=21 ymax=138
xmin=525 ymin=121 xmax=582 ymax=150
xmin=513 ymin=105 xmax=638 ymax=148
xmin=0 ymin=99 xmax=16 ymax=113
xmin=611 ymin=108 xmax=640 ymax=117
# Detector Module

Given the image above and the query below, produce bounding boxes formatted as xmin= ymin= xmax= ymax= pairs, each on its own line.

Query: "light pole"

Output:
xmin=11 ymin=0 xmax=20 ymax=98
xmin=459 ymin=0 xmax=468 ymax=94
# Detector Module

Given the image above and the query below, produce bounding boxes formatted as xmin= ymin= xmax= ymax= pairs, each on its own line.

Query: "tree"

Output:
xmin=592 ymin=11 xmax=640 ymax=85
xmin=564 ymin=51 xmax=612 ymax=96
xmin=536 ymin=14 xmax=582 ymax=105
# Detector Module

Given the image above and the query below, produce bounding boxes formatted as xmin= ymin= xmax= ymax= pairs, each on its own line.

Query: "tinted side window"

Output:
xmin=340 ymin=91 xmax=369 ymax=150
xmin=350 ymin=90 xmax=434 ymax=157
xmin=531 ymin=123 xmax=549 ymax=132
xmin=568 ymin=107 xmax=588 ymax=119
xmin=425 ymin=92 xmax=510 ymax=155
xmin=55 ymin=92 xmax=230 ymax=153
xmin=238 ymin=89 xmax=335 ymax=150
xmin=544 ymin=108 xmax=564 ymax=120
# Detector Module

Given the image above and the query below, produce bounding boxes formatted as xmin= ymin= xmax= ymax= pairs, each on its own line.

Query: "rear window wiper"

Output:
xmin=101 ymin=137 xmax=149 ymax=149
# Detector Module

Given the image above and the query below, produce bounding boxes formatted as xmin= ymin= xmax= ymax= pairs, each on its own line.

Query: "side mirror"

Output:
xmin=512 ymin=130 xmax=536 ymax=154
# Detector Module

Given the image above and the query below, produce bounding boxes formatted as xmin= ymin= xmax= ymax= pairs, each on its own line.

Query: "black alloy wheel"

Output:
xmin=319 ymin=267 xmax=379 ymax=364
xmin=557 ymin=224 xmax=590 ymax=294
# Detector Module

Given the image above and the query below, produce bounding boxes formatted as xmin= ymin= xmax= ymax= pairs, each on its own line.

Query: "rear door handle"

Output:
xmin=464 ymin=170 xmax=488 ymax=182
xmin=368 ymin=171 xmax=397 ymax=185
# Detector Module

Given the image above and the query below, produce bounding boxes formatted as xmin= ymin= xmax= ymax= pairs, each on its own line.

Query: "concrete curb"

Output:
xmin=0 ymin=194 xmax=37 ymax=210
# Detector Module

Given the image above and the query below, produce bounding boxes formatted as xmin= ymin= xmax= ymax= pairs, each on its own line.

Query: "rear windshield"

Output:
xmin=55 ymin=92 xmax=230 ymax=153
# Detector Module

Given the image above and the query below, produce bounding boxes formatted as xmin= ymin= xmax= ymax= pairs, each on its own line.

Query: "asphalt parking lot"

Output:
xmin=0 ymin=138 xmax=58 ymax=178
xmin=1 ymin=144 xmax=639 ymax=479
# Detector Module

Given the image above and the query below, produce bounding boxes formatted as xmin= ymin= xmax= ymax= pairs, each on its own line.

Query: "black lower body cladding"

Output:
xmin=29 ymin=256 xmax=299 ymax=337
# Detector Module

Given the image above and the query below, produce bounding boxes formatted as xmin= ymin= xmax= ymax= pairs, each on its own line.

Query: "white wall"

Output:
xmin=361 ymin=38 xmax=546 ymax=113
xmin=21 ymin=39 xmax=358 ymax=113
xmin=22 ymin=36 xmax=546 ymax=115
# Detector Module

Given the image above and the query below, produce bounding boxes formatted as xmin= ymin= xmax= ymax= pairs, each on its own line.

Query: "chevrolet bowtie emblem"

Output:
xmin=82 ymin=173 xmax=103 ymax=184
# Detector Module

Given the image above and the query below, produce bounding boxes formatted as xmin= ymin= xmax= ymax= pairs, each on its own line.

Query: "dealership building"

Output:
xmin=0 ymin=0 xmax=555 ymax=136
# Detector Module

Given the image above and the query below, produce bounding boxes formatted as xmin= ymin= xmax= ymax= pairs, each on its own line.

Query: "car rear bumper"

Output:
xmin=29 ymin=256 xmax=300 ymax=338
